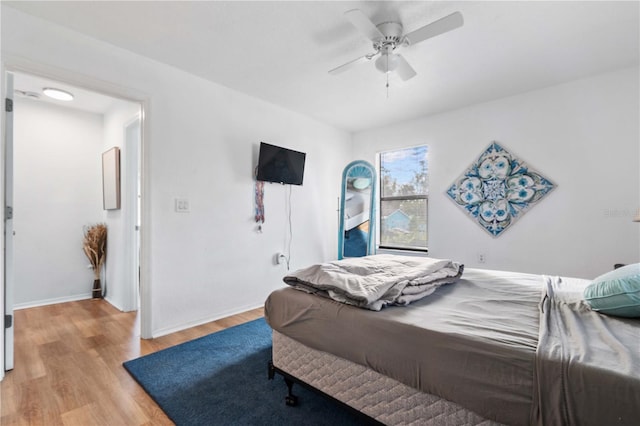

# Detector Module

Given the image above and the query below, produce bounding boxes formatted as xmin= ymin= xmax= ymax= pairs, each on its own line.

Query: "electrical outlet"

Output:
xmin=275 ymin=253 xmax=287 ymax=265
xmin=175 ymin=198 xmax=190 ymax=213
xmin=478 ymin=253 xmax=486 ymax=263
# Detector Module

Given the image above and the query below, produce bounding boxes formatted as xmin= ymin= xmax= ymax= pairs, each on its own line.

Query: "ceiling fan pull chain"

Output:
xmin=386 ymin=71 xmax=390 ymax=98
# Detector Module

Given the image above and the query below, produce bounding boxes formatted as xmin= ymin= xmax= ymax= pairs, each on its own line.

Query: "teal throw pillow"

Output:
xmin=584 ymin=263 xmax=640 ymax=318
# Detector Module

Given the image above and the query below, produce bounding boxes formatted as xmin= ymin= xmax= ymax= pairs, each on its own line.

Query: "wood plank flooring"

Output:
xmin=0 ymin=299 xmax=264 ymax=425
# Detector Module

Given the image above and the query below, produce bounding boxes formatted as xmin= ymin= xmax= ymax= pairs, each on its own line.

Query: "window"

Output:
xmin=379 ymin=145 xmax=428 ymax=251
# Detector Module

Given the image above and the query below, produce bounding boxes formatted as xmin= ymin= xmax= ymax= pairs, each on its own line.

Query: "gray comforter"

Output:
xmin=283 ymin=254 xmax=464 ymax=310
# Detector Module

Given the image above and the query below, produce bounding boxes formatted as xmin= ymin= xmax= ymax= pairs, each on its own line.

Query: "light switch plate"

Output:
xmin=175 ymin=198 xmax=190 ymax=213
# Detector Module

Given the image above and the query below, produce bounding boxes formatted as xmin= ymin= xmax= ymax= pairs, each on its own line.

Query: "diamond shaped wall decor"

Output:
xmin=446 ymin=142 xmax=556 ymax=237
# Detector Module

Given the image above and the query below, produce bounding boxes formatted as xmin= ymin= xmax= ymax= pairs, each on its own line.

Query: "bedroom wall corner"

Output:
xmin=352 ymin=66 xmax=640 ymax=279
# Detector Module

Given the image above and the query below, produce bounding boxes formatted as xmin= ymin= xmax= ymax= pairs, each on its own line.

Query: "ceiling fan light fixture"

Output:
xmin=375 ymin=54 xmax=399 ymax=73
xmin=43 ymin=87 xmax=74 ymax=101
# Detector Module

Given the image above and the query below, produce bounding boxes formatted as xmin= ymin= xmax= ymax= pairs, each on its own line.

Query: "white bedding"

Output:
xmin=283 ymin=254 xmax=463 ymax=310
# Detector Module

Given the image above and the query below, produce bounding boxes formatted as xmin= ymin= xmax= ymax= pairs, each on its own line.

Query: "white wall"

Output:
xmin=13 ymin=98 xmax=105 ymax=306
xmin=11 ymin=91 xmax=140 ymax=311
xmin=102 ymin=101 xmax=140 ymax=311
xmin=353 ymin=67 xmax=640 ymax=279
xmin=148 ymin=86 xmax=350 ymax=335
xmin=1 ymin=7 xmax=352 ymax=336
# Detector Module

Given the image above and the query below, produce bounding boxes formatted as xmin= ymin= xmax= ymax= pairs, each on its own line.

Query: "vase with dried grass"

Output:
xmin=83 ymin=223 xmax=107 ymax=299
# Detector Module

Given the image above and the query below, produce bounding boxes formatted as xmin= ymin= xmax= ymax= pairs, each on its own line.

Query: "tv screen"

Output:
xmin=256 ymin=142 xmax=306 ymax=185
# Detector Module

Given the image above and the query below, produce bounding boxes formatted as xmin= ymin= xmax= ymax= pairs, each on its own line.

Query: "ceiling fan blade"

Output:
xmin=403 ymin=11 xmax=464 ymax=46
xmin=329 ymin=53 xmax=377 ymax=75
xmin=344 ymin=9 xmax=384 ymax=41
xmin=394 ymin=55 xmax=417 ymax=81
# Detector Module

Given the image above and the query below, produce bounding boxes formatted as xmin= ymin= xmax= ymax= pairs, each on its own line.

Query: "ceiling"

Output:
xmin=5 ymin=1 xmax=639 ymax=133
xmin=12 ymin=72 xmax=130 ymax=114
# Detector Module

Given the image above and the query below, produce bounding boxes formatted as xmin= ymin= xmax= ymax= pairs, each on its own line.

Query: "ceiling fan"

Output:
xmin=329 ymin=9 xmax=464 ymax=81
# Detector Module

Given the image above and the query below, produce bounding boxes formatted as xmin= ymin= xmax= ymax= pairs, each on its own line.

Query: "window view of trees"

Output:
xmin=379 ymin=145 xmax=428 ymax=250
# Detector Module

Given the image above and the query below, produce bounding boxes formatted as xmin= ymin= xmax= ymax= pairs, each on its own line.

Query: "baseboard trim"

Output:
xmin=151 ymin=302 xmax=264 ymax=338
xmin=104 ymin=295 xmax=129 ymax=312
xmin=14 ymin=293 xmax=93 ymax=310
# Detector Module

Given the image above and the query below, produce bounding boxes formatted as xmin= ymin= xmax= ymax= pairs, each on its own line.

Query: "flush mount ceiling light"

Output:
xmin=43 ymin=87 xmax=74 ymax=101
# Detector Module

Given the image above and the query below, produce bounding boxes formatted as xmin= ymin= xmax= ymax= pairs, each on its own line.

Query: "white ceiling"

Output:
xmin=6 ymin=1 xmax=639 ymax=132
xmin=12 ymin=72 xmax=128 ymax=114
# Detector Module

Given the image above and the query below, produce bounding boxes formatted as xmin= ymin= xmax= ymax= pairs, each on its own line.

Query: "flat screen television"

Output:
xmin=256 ymin=142 xmax=306 ymax=185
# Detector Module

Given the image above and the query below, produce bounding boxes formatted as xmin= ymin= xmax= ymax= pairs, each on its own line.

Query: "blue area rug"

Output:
xmin=123 ymin=318 xmax=367 ymax=425
xmin=344 ymin=228 xmax=368 ymax=257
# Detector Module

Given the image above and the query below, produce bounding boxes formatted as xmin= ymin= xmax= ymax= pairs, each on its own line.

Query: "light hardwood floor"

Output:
xmin=0 ymin=299 xmax=264 ymax=425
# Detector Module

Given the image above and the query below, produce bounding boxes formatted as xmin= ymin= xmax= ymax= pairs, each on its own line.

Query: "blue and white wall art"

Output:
xmin=446 ymin=142 xmax=556 ymax=237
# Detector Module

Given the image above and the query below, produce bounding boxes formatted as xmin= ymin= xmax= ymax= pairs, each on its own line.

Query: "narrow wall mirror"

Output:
xmin=338 ymin=160 xmax=376 ymax=259
xmin=102 ymin=146 xmax=121 ymax=210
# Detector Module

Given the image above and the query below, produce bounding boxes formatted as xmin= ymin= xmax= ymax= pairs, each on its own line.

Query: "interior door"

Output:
xmin=124 ymin=116 xmax=140 ymax=311
xmin=4 ymin=72 xmax=15 ymax=371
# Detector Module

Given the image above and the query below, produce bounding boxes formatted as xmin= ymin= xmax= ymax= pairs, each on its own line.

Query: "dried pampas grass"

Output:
xmin=83 ymin=223 xmax=107 ymax=280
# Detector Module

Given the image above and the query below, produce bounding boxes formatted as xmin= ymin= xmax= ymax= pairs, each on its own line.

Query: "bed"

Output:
xmin=264 ymin=256 xmax=640 ymax=425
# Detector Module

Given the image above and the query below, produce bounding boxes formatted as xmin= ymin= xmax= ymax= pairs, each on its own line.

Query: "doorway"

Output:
xmin=3 ymin=70 xmax=145 ymax=371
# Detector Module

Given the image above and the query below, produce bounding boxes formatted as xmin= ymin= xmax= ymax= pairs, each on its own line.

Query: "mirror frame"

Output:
xmin=338 ymin=160 xmax=377 ymax=259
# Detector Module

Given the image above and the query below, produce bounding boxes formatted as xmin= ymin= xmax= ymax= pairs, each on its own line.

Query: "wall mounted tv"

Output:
xmin=256 ymin=142 xmax=306 ymax=185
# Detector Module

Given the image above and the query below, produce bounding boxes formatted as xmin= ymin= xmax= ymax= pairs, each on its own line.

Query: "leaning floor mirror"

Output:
xmin=338 ymin=160 xmax=376 ymax=259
